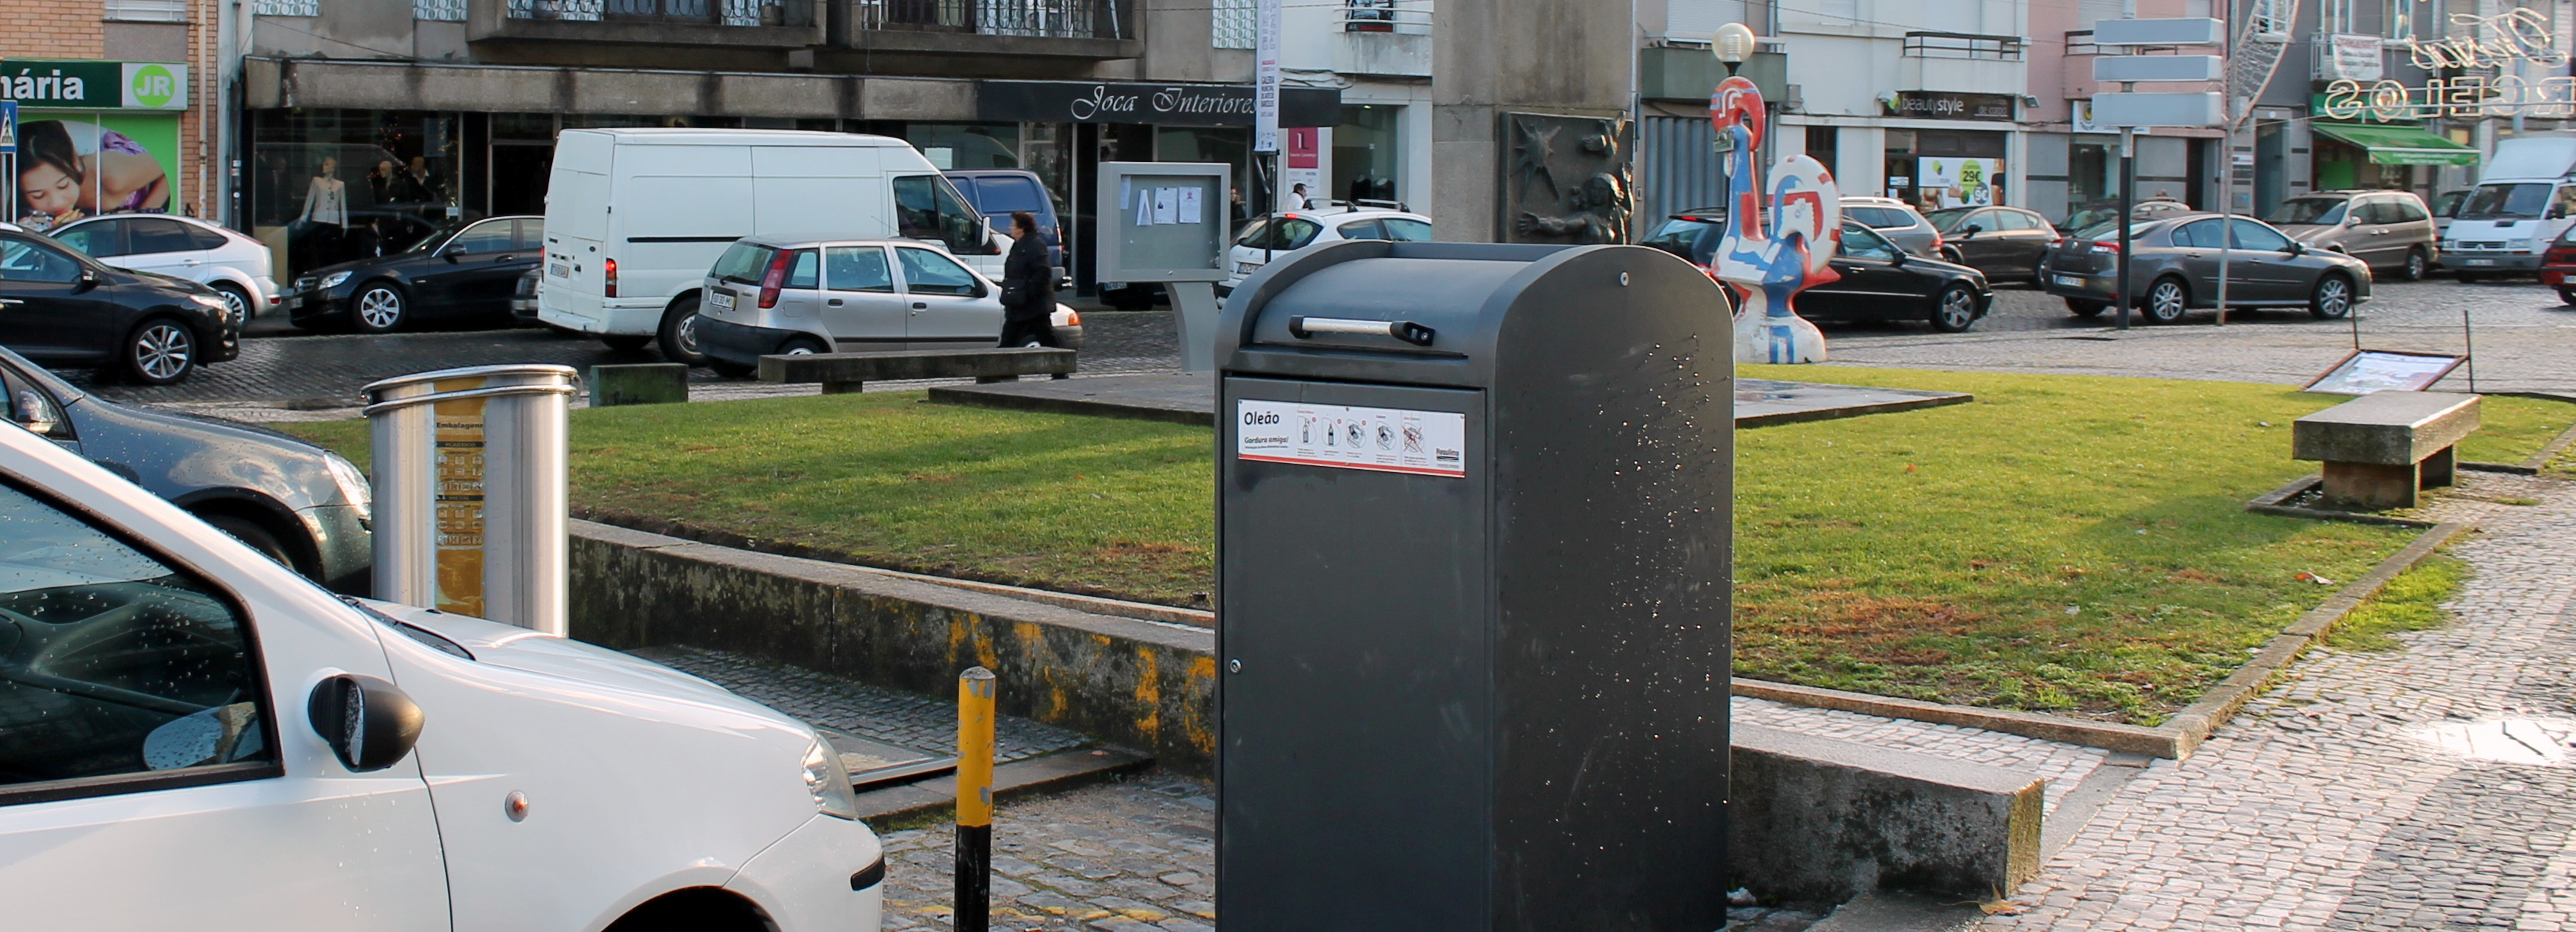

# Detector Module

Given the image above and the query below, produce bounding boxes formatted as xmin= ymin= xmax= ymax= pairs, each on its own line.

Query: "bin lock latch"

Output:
xmin=1288 ymin=316 xmax=1437 ymax=347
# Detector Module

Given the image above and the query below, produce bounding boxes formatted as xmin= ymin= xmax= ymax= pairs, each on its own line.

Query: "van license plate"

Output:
xmin=2053 ymin=274 xmax=2086 ymax=288
xmin=709 ymin=291 xmax=736 ymax=310
xmin=2468 ymin=259 xmax=2496 ymax=266
xmin=549 ymin=263 xmax=570 ymax=278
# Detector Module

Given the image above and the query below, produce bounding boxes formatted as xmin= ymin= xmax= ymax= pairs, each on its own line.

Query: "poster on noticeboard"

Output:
xmin=1916 ymin=156 xmax=2002 ymax=210
xmin=9 ymin=111 xmax=180 ymax=233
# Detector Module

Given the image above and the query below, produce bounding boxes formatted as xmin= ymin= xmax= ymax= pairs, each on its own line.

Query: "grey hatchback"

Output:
xmin=2040 ymin=213 xmax=2372 ymax=323
xmin=0 ymin=347 xmax=372 ymax=592
xmin=2268 ymin=190 xmax=2437 ymax=282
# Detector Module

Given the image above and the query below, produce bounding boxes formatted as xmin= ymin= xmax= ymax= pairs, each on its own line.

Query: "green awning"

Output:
xmin=2309 ymin=123 xmax=2482 ymax=166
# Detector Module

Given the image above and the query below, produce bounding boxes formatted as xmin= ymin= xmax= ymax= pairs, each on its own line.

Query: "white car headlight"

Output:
xmin=320 ymin=271 xmax=353 ymax=288
xmin=323 ymin=450 xmax=372 ymax=522
xmin=802 ymin=737 xmax=860 ymax=821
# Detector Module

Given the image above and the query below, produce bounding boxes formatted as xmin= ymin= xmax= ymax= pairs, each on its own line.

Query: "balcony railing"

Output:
xmin=1903 ymin=30 xmax=2025 ymax=61
xmin=508 ymin=0 xmax=815 ymax=26
xmin=1343 ymin=0 xmax=1429 ymax=34
xmin=857 ymin=0 xmax=1129 ymax=39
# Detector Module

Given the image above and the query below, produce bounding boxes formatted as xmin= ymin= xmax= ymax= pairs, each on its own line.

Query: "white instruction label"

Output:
xmin=1235 ymin=399 xmax=1467 ymax=478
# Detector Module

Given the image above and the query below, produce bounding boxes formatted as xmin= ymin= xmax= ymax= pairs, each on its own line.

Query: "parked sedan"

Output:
xmin=51 ymin=213 xmax=282 ymax=322
xmin=2268 ymin=190 xmax=2436 ymax=281
xmin=1800 ymin=221 xmax=1993 ymax=332
xmin=2041 ymin=214 xmax=2372 ymax=323
xmin=1924 ymin=205 xmax=2060 ymax=282
xmin=0 ymin=346 xmax=371 ymax=592
xmin=0 ymin=222 xmax=241 ymax=385
xmin=1219 ymin=203 xmax=1432 ymax=297
xmin=286 ymin=215 xmax=542 ymax=333
xmin=691 ymin=237 xmax=1085 ymax=375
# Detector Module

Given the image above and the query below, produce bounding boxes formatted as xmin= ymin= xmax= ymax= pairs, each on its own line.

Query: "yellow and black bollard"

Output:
xmin=955 ymin=667 xmax=996 ymax=930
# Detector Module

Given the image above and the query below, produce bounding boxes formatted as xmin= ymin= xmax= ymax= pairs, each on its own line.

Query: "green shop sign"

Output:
xmin=0 ymin=60 xmax=189 ymax=110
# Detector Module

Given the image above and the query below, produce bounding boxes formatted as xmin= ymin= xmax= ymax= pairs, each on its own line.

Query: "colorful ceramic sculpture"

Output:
xmin=1709 ymin=76 xmax=1838 ymax=364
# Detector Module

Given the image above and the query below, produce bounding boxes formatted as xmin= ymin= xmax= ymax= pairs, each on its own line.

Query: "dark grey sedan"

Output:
xmin=0 ymin=347 xmax=372 ymax=592
xmin=2040 ymin=214 xmax=2373 ymax=324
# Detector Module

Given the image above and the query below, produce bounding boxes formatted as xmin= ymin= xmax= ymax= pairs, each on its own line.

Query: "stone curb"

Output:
xmin=2517 ymin=418 xmax=2576 ymax=471
xmin=1736 ymin=519 xmax=2473 ymax=761
xmin=849 ymin=748 xmax=1154 ymax=826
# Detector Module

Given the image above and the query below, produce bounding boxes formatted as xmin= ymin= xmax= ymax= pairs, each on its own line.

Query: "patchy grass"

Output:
xmin=281 ymin=394 xmax=1216 ymax=605
xmin=2323 ymin=555 xmax=2468 ymax=652
xmin=282 ymin=368 xmax=2573 ymax=725
xmin=2456 ymin=395 xmax=2576 ymax=466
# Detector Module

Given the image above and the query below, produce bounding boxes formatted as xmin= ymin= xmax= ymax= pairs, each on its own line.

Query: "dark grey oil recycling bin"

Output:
xmin=1216 ymin=239 xmax=1733 ymax=931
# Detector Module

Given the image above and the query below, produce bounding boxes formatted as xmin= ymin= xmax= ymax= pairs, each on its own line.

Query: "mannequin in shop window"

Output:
xmin=297 ymin=156 xmax=348 ymax=268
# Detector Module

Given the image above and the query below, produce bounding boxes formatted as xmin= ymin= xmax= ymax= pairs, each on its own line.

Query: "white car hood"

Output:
xmin=363 ymin=599 xmax=778 ymax=718
xmin=2449 ymin=219 xmax=2543 ymax=238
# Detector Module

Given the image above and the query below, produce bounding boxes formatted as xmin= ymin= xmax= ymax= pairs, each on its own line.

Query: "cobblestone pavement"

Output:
xmin=1985 ymin=472 xmax=2576 ymax=931
xmin=74 ymin=310 xmax=1178 ymax=408
xmin=1825 ymin=280 xmax=2576 ymax=395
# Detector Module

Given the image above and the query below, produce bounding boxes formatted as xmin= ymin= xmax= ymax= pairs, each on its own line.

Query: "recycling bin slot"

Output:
xmin=1215 ymin=238 xmax=1735 ymax=931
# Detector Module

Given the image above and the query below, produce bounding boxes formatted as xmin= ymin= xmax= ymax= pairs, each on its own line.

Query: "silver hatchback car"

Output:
xmin=1840 ymin=196 xmax=1947 ymax=259
xmin=689 ymin=237 xmax=1081 ymax=375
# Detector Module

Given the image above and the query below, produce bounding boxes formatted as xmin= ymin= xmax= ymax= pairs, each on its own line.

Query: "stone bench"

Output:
xmin=2293 ymin=391 xmax=2481 ymax=509
xmin=758 ymin=348 xmax=1077 ymax=395
xmin=1730 ymin=724 xmax=2045 ymax=902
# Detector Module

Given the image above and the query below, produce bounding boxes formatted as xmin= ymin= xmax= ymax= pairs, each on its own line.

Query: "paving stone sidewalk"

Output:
xmin=1984 ymin=472 xmax=2576 ymax=931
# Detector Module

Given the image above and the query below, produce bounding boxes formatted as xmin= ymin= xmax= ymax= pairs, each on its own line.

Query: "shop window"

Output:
xmin=10 ymin=116 xmax=184 ymax=233
xmin=1805 ymin=126 xmax=1840 ymax=178
xmin=1156 ymin=126 xmax=1253 ymax=213
xmin=250 ymin=109 xmax=462 ymax=277
xmin=1332 ymin=105 xmax=1401 ymax=205
xmin=106 ymin=0 xmax=189 ymax=22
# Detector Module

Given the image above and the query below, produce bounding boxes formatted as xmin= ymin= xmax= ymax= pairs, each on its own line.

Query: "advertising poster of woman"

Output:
xmin=10 ymin=115 xmax=179 ymax=231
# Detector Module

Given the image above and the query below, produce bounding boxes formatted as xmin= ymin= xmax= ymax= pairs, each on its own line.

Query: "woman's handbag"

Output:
xmin=999 ymin=278 xmax=1033 ymax=305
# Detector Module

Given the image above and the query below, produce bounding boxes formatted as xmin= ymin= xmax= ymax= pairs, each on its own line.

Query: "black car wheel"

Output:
xmin=658 ymin=295 xmax=708 ymax=366
xmin=2309 ymin=274 xmax=2355 ymax=320
xmin=2398 ymin=247 xmax=2429 ymax=282
xmin=123 ymin=317 xmax=198 ymax=385
xmin=1939 ymin=245 xmax=1965 ymax=265
xmin=210 ymin=282 xmax=254 ymax=323
xmin=202 ymin=513 xmax=298 ymax=573
xmin=352 ymin=282 xmax=408 ymax=334
xmin=2066 ymin=297 xmax=2108 ymax=317
xmin=2457 ymin=271 xmax=2479 ymax=284
xmin=1930 ymin=285 xmax=1979 ymax=333
xmin=2031 ymin=255 xmax=2051 ymax=282
xmin=2141 ymin=277 xmax=2190 ymax=325
xmin=600 ymin=334 xmax=653 ymax=352
xmin=2559 ymin=286 xmax=2576 ymax=306
xmin=778 ymin=336 xmax=829 ymax=355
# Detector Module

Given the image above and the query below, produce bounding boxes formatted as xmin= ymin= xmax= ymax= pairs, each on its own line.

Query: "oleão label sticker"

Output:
xmin=1236 ymin=399 xmax=1467 ymax=478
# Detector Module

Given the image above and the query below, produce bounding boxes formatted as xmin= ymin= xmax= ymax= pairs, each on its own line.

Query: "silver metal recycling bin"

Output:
xmin=1216 ymin=240 xmax=1733 ymax=930
xmin=363 ymin=365 xmax=578 ymax=635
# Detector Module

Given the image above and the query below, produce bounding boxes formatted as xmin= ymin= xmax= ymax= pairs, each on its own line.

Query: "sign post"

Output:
xmin=2090 ymin=19 xmax=2227 ymax=329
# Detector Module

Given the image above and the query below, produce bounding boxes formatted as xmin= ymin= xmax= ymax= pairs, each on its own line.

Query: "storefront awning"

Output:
xmin=2309 ymin=123 xmax=2482 ymax=166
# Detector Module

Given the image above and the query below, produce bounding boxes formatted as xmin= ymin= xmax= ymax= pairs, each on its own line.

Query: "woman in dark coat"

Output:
xmin=997 ymin=210 xmax=1058 ymax=348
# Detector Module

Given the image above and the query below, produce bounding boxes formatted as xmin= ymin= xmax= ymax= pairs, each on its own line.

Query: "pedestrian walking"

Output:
xmin=997 ymin=210 xmax=1058 ymax=351
xmin=1287 ymin=183 xmax=1311 ymax=210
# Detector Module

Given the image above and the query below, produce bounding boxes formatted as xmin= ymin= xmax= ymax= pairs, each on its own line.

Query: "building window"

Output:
xmin=1806 ymin=126 xmax=1840 ymax=179
xmin=2386 ymin=0 xmax=2413 ymax=39
xmin=105 ymin=0 xmax=189 ymax=22
xmin=415 ymin=0 xmax=467 ymax=19
xmin=1214 ymin=0 xmax=1255 ymax=48
xmin=253 ymin=0 xmax=321 ymax=15
xmin=1334 ymin=105 xmax=1401 ymax=204
xmin=2321 ymin=0 xmax=2356 ymax=33
xmin=2251 ymin=0 xmax=2288 ymax=36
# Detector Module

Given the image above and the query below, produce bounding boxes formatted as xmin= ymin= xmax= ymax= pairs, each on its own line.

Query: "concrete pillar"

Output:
xmin=1433 ymin=0 xmax=1635 ymax=242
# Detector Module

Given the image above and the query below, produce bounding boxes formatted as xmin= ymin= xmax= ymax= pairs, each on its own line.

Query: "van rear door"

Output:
xmin=542 ymin=132 xmax=611 ymax=324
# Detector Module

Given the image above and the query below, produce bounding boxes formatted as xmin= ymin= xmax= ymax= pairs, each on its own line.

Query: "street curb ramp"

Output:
xmin=566 ymin=520 xmax=1218 ymax=774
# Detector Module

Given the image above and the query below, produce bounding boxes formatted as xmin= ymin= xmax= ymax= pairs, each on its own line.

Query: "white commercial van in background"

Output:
xmin=538 ymin=129 xmax=999 ymax=363
xmin=2442 ymin=132 xmax=2576 ymax=281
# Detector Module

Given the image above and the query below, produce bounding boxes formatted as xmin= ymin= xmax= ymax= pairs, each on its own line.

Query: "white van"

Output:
xmin=539 ymin=129 xmax=1000 ymax=363
xmin=2442 ymin=132 xmax=2576 ymax=281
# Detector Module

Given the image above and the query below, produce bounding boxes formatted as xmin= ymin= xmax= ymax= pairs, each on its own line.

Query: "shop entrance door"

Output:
xmin=491 ymin=142 xmax=554 ymax=217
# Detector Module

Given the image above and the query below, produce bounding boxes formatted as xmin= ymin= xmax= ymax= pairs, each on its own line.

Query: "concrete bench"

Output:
xmin=1730 ymin=724 xmax=2045 ymax=902
xmin=2293 ymin=391 xmax=2481 ymax=509
xmin=757 ymin=348 xmax=1077 ymax=395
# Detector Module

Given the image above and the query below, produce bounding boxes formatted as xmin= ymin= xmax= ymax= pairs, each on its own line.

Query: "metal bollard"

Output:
xmin=363 ymin=365 xmax=578 ymax=634
xmin=955 ymin=667 xmax=996 ymax=931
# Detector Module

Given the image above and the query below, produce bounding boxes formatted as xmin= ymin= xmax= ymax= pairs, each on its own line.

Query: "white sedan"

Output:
xmin=51 ymin=214 xmax=280 ymax=323
xmin=0 ymin=423 xmax=883 ymax=930
xmin=1219 ymin=202 xmax=1433 ymax=296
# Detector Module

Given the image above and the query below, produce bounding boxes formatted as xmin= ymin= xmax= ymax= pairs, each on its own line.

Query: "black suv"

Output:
xmin=0 ymin=222 xmax=241 ymax=385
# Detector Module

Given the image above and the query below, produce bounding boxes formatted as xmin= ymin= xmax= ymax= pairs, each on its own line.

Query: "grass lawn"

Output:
xmin=280 ymin=369 xmax=2575 ymax=725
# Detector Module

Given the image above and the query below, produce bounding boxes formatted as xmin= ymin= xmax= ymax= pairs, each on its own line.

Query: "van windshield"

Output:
xmin=2458 ymin=183 xmax=2554 ymax=220
xmin=711 ymin=242 xmax=778 ymax=284
xmin=895 ymin=174 xmax=989 ymax=256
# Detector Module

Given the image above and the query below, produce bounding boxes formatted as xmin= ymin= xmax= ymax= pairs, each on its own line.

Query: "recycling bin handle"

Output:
xmin=1288 ymin=316 xmax=1436 ymax=347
